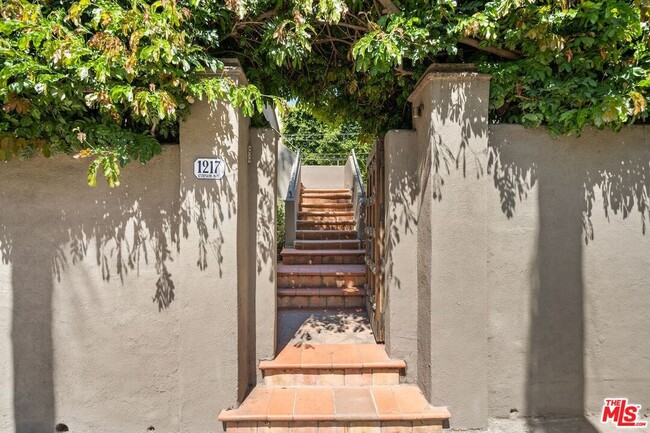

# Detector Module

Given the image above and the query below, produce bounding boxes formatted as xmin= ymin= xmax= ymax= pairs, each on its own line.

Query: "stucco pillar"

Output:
xmin=408 ymin=65 xmax=491 ymax=430
xmin=383 ymin=129 xmax=420 ymax=381
xmin=177 ymin=60 xmax=251 ymax=433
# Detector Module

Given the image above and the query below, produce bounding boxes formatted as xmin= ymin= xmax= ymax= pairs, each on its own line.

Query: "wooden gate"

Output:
xmin=365 ymin=139 xmax=385 ymax=342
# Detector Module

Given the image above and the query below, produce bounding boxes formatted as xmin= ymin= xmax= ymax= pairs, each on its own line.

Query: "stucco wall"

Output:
xmin=0 ymin=148 xmax=184 ymax=433
xmin=384 ymin=120 xmax=650 ymax=431
xmin=277 ymin=141 xmax=296 ymax=199
xmin=486 ymin=125 xmax=650 ymax=421
xmin=301 ymin=166 xmax=346 ymax=189
xmin=0 ymin=75 xmax=278 ymax=432
xmin=249 ymin=129 xmax=278 ymax=371
xmin=406 ymin=70 xmax=492 ymax=429
xmin=384 ymin=68 xmax=650 ymax=431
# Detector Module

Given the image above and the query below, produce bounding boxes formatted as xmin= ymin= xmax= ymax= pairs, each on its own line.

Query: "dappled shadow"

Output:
xmin=488 ymin=126 xmax=649 ymax=431
xmin=0 ymin=153 xmax=181 ymax=310
xmin=429 ymin=77 xmax=489 ymax=200
xmin=0 ymin=150 xmax=181 ymax=432
xmin=487 ymin=129 xmax=649 ymax=242
xmin=276 ymin=308 xmax=373 ymax=352
xmin=384 ymin=136 xmax=422 ymax=292
xmin=0 ymin=100 xmax=279 ymax=430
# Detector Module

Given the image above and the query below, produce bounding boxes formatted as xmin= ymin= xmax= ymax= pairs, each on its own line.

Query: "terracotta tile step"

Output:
xmin=301 ymin=198 xmax=353 ymax=205
xmin=297 ymin=223 xmax=356 ymax=232
xmin=278 ymin=287 xmax=365 ymax=297
xmin=278 ymin=264 xmax=366 ymax=276
xmin=302 ymin=193 xmax=352 ymax=199
xmin=296 ymin=230 xmax=358 ymax=240
xmin=263 ymin=368 xmax=399 ymax=386
xmin=299 ymin=216 xmax=356 ymax=223
xmin=302 ymin=189 xmax=352 ymax=194
xmin=278 ymin=287 xmax=365 ymax=309
xmin=281 ymin=249 xmax=365 ymax=265
xmin=220 ymin=420 xmax=445 ymax=433
xmin=282 ymin=249 xmax=365 ymax=257
xmin=278 ymin=265 xmax=366 ymax=288
xmin=300 ymin=202 xmax=353 ymax=210
xmin=297 ymin=220 xmax=356 ymax=225
xmin=259 ymin=344 xmax=406 ymax=386
xmin=217 ymin=385 xmax=451 ymax=423
xmin=260 ymin=344 xmax=406 ymax=370
xmin=298 ymin=209 xmax=354 ymax=219
xmin=295 ymin=240 xmax=362 ymax=250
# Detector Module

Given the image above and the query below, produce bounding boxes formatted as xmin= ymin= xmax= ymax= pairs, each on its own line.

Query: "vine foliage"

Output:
xmin=2 ymin=0 xmax=650 ymax=185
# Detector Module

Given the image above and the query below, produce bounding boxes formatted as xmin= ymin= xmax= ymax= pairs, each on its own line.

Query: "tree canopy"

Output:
xmin=282 ymin=106 xmax=371 ymax=169
xmin=1 ymin=0 xmax=649 ymax=185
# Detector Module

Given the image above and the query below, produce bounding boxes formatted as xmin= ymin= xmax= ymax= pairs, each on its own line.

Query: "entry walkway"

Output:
xmin=218 ymin=183 xmax=450 ymax=433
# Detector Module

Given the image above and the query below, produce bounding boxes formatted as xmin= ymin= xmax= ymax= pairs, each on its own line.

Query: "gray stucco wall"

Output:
xmin=249 ymin=129 xmax=278 ymax=370
xmin=384 ymin=68 xmax=650 ymax=432
xmin=407 ymin=70 xmax=492 ymax=429
xmin=277 ymin=141 xmax=296 ymax=199
xmin=0 ymin=148 xmax=184 ymax=433
xmin=0 ymin=67 xmax=278 ymax=433
xmin=486 ymin=125 xmax=650 ymax=421
xmin=301 ymin=166 xmax=346 ymax=189
xmin=384 ymin=119 xmax=650 ymax=431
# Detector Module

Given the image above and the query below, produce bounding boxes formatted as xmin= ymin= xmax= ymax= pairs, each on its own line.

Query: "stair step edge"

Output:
xmin=278 ymin=288 xmax=365 ymax=296
xmin=258 ymin=359 xmax=406 ymax=370
xmin=281 ymin=249 xmax=365 ymax=256
xmin=219 ymin=408 xmax=451 ymax=423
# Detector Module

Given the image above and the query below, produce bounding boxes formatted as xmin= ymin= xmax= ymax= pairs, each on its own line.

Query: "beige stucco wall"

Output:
xmin=384 ymin=102 xmax=650 ymax=431
xmin=0 ymin=148 xmax=184 ymax=433
xmin=486 ymin=125 xmax=650 ymax=422
xmin=0 ymin=64 xmax=279 ymax=433
xmin=301 ymin=166 xmax=346 ymax=189
xmin=277 ymin=141 xmax=296 ymax=199
xmin=405 ymin=69 xmax=492 ymax=429
xmin=384 ymin=67 xmax=650 ymax=431
xmin=249 ymin=129 xmax=278 ymax=371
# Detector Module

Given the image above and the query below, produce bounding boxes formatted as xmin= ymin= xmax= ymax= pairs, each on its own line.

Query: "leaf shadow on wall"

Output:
xmin=0 ymin=122 xmax=252 ymax=432
xmin=0 ymin=152 xmax=181 ymax=432
xmin=488 ymin=129 xmax=649 ymax=432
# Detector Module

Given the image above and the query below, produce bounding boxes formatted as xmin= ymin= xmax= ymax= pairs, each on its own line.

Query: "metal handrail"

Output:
xmin=287 ymin=149 xmax=301 ymax=199
xmin=350 ymin=149 xmax=366 ymax=197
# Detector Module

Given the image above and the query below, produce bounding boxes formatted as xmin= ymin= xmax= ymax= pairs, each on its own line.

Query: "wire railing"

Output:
xmin=299 ymin=152 xmax=370 ymax=166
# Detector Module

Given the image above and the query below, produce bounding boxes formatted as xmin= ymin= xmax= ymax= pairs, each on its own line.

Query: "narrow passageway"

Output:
xmin=277 ymin=186 xmax=373 ymax=350
xmin=218 ymin=167 xmax=451 ymax=433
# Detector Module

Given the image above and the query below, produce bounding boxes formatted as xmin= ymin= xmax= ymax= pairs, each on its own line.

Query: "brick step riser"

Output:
xmin=278 ymin=295 xmax=365 ymax=309
xmin=300 ymin=203 xmax=353 ymax=209
xmin=282 ymin=255 xmax=365 ymax=265
xmin=301 ymin=193 xmax=352 ymax=198
xmin=223 ymin=420 xmax=443 ymax=433
xmin=302 ymin=189 xmax=351 ymax=193
xmin=299 ymin=215 xmax=355 ymax=222
xmin=278 ymin=275 xmax=367 ymax=288
xmin=297 ymin=223 xmax=356 ymax=230
xmin=295 ymin=241 xmax=363 ymax=250
xmin=301 ymin=198 xmax=353 ymax=205
xmin=263 ymin=369 xmax=400 ymax=386
xmin=296 ymin=232 xmax=358 ymax=240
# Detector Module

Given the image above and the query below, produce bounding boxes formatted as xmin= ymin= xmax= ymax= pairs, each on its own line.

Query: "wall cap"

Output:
xmin=408 ymin=63 xmax=491 ymax=103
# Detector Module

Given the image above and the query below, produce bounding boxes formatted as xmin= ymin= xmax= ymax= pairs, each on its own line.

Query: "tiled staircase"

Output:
xmin=218 ymin=187 xmax=451 ymax=433
xmin=278 ymin=188 xmax=365 ymax=309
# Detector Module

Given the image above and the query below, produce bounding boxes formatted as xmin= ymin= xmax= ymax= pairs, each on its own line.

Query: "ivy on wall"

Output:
xmin=1 ymin=0 xmax=649 ymax=186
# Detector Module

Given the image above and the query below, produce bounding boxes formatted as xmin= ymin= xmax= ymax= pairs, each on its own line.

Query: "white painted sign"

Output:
xmin=194 ymin=157 xmax=225 ymax=180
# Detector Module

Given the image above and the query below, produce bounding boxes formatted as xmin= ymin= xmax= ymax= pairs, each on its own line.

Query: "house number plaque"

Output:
xmin=194 ymin=157 xmax=225 ymax=180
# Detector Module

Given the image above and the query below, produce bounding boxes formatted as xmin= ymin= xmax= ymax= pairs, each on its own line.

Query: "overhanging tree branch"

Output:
xmin=458 ymin=38 xmax=521 ymax=60
xmin=375 ymin=0 xmax=520 ymax=60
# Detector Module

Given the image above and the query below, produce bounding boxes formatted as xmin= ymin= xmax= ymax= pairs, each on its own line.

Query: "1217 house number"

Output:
xmin=194 ymin=157 xmax=226 ymax=180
